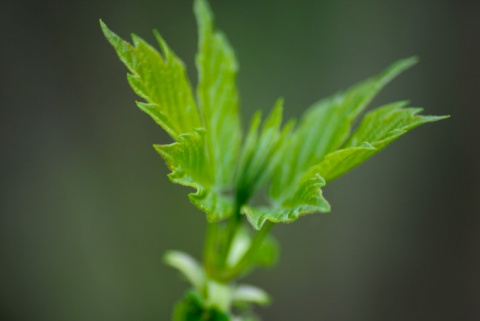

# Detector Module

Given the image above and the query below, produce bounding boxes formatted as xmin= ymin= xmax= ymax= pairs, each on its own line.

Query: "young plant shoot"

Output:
xmin=101 ymin=0 xmax=448 ymax=320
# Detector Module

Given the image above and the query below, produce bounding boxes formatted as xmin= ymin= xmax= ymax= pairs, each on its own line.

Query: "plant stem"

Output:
xmin=203 ymin=221 xmax=219 ymax=277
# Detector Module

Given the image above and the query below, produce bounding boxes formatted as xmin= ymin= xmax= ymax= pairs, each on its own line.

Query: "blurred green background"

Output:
xmin=1 ymin=0 xmax=479 ymax=320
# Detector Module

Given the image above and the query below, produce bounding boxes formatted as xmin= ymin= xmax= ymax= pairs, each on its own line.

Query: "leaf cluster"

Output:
xmin=101 ymin=0 xmax=446 ymax=231
xmin=101 ymin=1 xmax=448 ymax=320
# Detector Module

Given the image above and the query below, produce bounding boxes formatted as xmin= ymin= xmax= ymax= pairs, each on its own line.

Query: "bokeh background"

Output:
xmin=1 ymin=0 xmax=479 ymax=320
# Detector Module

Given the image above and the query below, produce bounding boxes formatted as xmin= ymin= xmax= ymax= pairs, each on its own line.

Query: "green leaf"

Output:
xmin=235 ymin=99 xmax=294 ymax=204
xmin=174 ymin=291 xmax=231 ymax=321
xmin=250 ymin=233 xmax=279 ymax=268
xmin=164 ymin=251 xmax=205 ymax=292
xmin=194 ymin=0 xmax=242 ymax=187
xmin=154 ymin=130 xmax=234 ymax=222
xmin=100 ymin=20 xmax=201 ymax=140
xmin=225 ymin=226 xmax=251 ymax=268
xmin=101 ymin=8 xmax=241 ymax=222
xmin=232 ymin=285 xmax=271 ymax=306
xmin=271 ymin=57 xmax=419 ymax=197
xmin=241 ymin=57 xmax=444 ymax=230
xmin=205 ymin=280 xmax=232 ymax=312
xmin=242 ymin=170 xmax=330 ymax=230
xmin=226 ymin=226 xmax=279 ymax=269
xmin=316 ymin=101 xmax=449 ymax=182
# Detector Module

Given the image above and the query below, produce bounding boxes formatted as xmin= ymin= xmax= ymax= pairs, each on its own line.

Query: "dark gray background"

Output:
xmin=1 ymin=0 xmax=479 ymax=320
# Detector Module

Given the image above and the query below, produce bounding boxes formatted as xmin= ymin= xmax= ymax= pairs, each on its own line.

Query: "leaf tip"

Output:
xmin=424 ymin=114 xmax=451 ymax=123
xmin=99 ymin=19 xmax=114 ymax=40
xmin=152 ymin=29 xmax=170 ymax=57
xmin=194 ymin=0 xmax=213 ymax=28
xmin=378 ymin=56 xmax=420 ymax=86
xmin=99 ymin=18 xmax=107 ymax=31
xmin=403 ymin=55 xmax=420 ymax=67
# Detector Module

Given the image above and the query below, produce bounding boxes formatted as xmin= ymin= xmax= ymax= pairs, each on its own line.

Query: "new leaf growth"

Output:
xmin=101 ymin=0 xmax=448 ymax=319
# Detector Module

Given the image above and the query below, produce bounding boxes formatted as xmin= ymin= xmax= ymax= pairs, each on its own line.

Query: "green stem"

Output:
xmin=203 ymin=221 xmax=219 ymax=277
